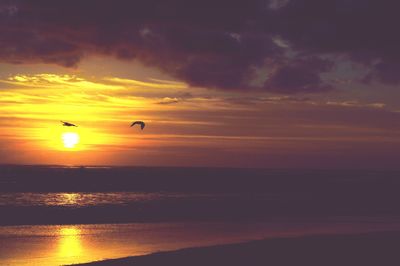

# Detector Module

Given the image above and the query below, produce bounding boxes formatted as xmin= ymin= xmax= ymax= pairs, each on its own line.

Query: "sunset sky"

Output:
xmin=0 ymin=0 xmax=399 ymax=168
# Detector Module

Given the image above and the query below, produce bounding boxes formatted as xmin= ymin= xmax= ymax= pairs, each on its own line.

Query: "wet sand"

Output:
xmin=74 ymin=231 xmax=400 ymax=266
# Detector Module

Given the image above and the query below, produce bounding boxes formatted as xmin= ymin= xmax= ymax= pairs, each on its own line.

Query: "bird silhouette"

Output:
xmin=61 ymin=121 xmax=78 ymax=127
xmin=130 ymin=121 xmax=145 ymax=130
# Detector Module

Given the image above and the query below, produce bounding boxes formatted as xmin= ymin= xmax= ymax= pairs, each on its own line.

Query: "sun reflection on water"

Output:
xmin=60 ymin=193 xmax=80 ymax=205
xmin=58 ymin=227 xmax=83 ymax=260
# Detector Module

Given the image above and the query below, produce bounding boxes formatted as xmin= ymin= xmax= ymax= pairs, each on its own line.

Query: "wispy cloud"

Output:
xmin=326 ymin=101 xmax=386 ymax=109
xmin=2 ymin=74 xmax=122 ymax=90
xmin=155 ymin=97 xmax=180 ymax=105
xmin=104 ymin=77 xmax=187 ymax=89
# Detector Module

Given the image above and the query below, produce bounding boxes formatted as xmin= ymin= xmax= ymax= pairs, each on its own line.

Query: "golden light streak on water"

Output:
xmin=58 ymin=227 xmax=83 ymax=260
xmin=59 ymin=193 xmax=80 ymax=205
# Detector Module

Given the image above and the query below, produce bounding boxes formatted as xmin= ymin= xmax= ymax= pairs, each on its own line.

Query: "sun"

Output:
xmin=62 ymin=132 xmax=80 ymax=149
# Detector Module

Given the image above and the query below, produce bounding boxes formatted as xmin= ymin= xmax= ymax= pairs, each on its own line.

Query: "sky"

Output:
xmin=0 ymin=0 xmax=399 ymax=168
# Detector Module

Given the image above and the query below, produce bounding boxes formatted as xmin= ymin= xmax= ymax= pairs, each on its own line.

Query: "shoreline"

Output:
xmin=72 ymin=230 xmax=400 ymax=266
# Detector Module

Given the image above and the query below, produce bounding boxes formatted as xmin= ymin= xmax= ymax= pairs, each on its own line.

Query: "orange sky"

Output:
xmin=2 ymin=1 xmax=400 ymax=168
xmin=0 ymin=56 xmax=399 ymax=168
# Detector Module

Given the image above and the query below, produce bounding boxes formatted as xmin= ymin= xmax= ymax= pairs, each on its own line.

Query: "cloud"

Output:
xmin=1 ymin=0 xmax=400 ymax=93
xmin=268 ymin=0 xmax=290 ymax=10
xmin=104 ymin=77 xmax=187 ymax=89
xmin=326 ymin=101 xmax=386 ymax=109
xmin=1 ymin=74 xmax=123 ymax=90
xmin=0 ymin=29 xmax=83 ymax=67
xmin=264 ymin=57 xmax=333 ymax=93
xmin=0 ymin=2 xmax=18 ymax=16
xmin=156 ymin=97 xmax=180 ymax=105
xmin=274 ymin=0 xmax=400 ymax=85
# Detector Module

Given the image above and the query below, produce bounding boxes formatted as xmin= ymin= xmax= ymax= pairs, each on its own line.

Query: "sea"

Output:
xmin=1 ymin=165 xmax=400 ymax=265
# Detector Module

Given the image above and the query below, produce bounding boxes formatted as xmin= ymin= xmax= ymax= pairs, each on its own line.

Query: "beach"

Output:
xmin=74 ymin=231 xmax=400 ymax=266
xmin=2 ymin=1 xmax=400 ymax=264
xmin=2 ymin=166 xmax=400 ymax=265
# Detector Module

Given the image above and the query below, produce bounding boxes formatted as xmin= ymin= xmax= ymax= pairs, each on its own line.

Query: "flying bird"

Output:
xmin=61 ymin=121 xmax=78 ymax=127
xmin=130 ymin=121 xmax=145 ymax=130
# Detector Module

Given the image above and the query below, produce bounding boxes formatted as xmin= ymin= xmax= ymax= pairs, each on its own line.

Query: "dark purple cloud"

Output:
xmin=0 ymin=0 xmax=399 ymax=93
xmin=273 ymin=0 xmax=400 ymax=85
xmin=264 ymin=57 xmax=333 ymax=93
xmin=0 ymin=29 xmax=82 ymax=67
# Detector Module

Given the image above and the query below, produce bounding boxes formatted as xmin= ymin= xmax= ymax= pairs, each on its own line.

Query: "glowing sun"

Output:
xmin=62 ymin=132 xmax=79 ymax=149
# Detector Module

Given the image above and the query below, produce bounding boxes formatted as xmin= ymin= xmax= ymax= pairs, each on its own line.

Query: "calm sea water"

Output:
xmin=2 ymin=220 xmax=400 ymax=266
xmin=1 ymin=166 xmax=400 ymax=265
xmin=0 ymin=191 xmax=240 ymax=207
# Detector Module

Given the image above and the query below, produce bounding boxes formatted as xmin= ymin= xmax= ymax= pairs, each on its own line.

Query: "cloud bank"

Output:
xmin=0 ymin=0 xmax=398 ymax=93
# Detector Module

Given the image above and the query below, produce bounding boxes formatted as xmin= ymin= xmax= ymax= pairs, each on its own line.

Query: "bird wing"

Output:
xmin=61 ymin=121 xmax=77 ymax=127
xmin=131 ymin=121 xmax=145 ymax=129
